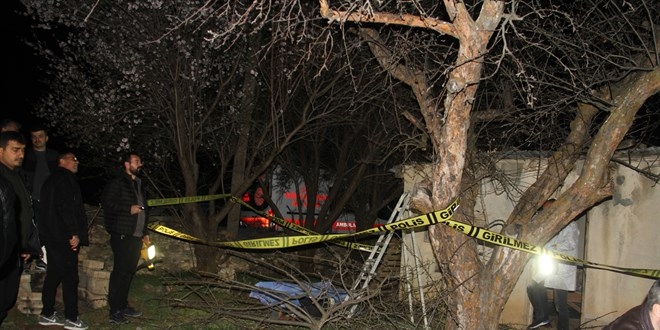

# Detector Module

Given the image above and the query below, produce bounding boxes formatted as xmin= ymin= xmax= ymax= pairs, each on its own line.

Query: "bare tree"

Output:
xmin=20 ymin=0 xmax=346 ymax=271
xmin=318 ymin=0 xmax=659 ymax=328
xmin=20 ymin=0 xmax=658 ymax=326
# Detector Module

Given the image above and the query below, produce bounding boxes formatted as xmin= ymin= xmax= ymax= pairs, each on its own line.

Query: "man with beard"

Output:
xmin=23 ymin=124 xmax=59 ymax=272
xmin=0 ymin=163 xmax=17 ymax=325
xmin=0 ymin=131 xmax=40 ymax=324
xmin=101 ymin=153 xmax=150 ymax=325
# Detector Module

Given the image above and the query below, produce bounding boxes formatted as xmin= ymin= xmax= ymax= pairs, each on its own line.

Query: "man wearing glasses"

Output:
xmin=37 ymin=152 xmax=89 ymax=330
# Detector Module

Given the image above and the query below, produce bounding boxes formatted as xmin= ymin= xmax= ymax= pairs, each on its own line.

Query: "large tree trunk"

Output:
xmin=436 ymin=60 xmax=659 ymax=330
xmin=227 ymin=37 xmax=261 ymax=237
xmin=321 ymin=1 xmax=658 ymax=328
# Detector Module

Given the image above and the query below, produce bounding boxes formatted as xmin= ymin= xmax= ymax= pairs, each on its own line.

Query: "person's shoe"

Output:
xmin=35 ymin=259 xmax=47 ymax=272
xmin=38 ymin=311 xmax=65 ymax=326
xmin=64 ymin=317 xmax=88 ymax=330
xmin=109 ymin=311 xmax=130 ymax=324
xmin=528 ymin=319 xmax=551 ymax=329
xmin=121 ymin=306 xmax=142 ymax=317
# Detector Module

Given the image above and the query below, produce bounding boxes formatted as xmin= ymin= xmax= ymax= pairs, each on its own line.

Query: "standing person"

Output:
xmin=101 ymin=153 xmax=149 ymax=325
xmin=0 ymin=171 xmax=18 ymax=326
xmin=0 ymin=133 xmax=41 ymax=262
xmin=604 ymin=279 xmax=660 ymax=330
xmin=23 ymin=124 xmax=59 ymax=271
xmin=37 ymin=152 xmax=88 ymax=330
xmin=527 ymin=199 xmax=580 ymax=330
xmin=0 ymin=119 xmax=21 ymax=133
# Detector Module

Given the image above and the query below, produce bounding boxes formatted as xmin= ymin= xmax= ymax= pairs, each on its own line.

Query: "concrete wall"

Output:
xmin=397 ymin=148 xmax=660 ymax=328
xmin=581 ymin=155 xmax=660 ymax=327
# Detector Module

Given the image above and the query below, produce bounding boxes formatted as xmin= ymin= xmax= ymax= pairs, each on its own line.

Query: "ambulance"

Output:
xmin=239 ymin=168 xmax=360 ymax=233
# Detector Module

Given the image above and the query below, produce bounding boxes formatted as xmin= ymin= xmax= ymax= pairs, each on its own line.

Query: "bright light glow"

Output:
xmin=537 ymin=253 xmax=555 ymax=277
xmin=147 ymin=244 xmax=156 ymax=260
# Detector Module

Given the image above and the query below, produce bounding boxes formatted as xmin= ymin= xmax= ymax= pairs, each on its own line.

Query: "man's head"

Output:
xmin=0 ymin=119 xmax=21 ymax=133
xmin=0 ymin=131 xmax=26 ymax=169
xmin=122 ymin=153 xmax=143 ymax=177
xmin=57 ymin=152 xmax=79 ymax=174
xmin=29 ymin=124 xmax=49 ymax=151
xmin=645 ymin=279 xmax=660 ymax=329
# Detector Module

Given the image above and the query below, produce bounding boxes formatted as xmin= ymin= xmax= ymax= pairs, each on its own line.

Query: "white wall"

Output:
xmin=581 ymin=155 xmax=660 ymax=327
xmin=398 ymin=148 xmax=660 ymax=328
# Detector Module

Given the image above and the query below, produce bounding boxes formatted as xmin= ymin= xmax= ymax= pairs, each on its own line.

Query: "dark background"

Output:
xmin=2 ymin=2 xmax=109 ymax=204
xmin=3 ymin=1 xmax=55 ymax=144
xmin=3 ymin=1 xmax=658 ymax=204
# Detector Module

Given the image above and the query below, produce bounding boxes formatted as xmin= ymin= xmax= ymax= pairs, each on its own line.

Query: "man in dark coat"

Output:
xmin=0 ymin=132 xmax=41 ymax=262
xmin=37 ymin=152 xmax=88 ymax=329
xmin=603 ymin=279 xmax=660 ymax=330
xmin=0 ymin=171 xmax=17 ymax=325
xmin=23 ymin=124 xmax=59 ymax=271
xmin=0 ymin=132 xmax=40 ymax=325
xmin=101 ymin=152 xmax=149 ymax=325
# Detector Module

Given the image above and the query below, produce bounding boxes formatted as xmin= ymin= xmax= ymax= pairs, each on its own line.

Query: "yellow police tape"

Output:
xmin=146 ymin=195 xmax=660 ymax=279
xmin=230 ymin=196 xmax=384 ymax=252
xmin=146 ymin=198 xmax=459 ymax=251
xmin=147 ymin=194 xmax=232 ymax=207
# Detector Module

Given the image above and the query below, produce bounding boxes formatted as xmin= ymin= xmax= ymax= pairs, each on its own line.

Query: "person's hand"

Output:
xmin=130 ymin=204 xmax=145 ymax=215
xmin=69 ymin=235 xmax=80 ymax=251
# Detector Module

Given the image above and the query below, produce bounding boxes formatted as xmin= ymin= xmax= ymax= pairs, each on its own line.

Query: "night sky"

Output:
xmin=3 ymin=1 xmax=66 ymax=149
xmin=3 ymin=1 xmax=657 ymax=148
xmin=3 ymin=1 xmax=100 ymax=203
xmin=3 ymin=2 xmax=37 ymax=123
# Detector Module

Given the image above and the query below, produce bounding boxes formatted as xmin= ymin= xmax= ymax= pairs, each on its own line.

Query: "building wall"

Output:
xmin=398 ymin=149 xmax=660 ymax=328
xmin=581 ymin=158 xmax=660 ymax=327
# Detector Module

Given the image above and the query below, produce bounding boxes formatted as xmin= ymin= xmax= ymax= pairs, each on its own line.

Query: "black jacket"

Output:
xmin=101 ymin=172 xmax=148 ymax=236
xmin=38 ymin=167 xmax=89 ymax=247
xmin=0 ymin=164 xmax=40 ymax=256
xmin=22 ymin=148 xmax=59 ymax=201
xmin=603 ymin=304 xmax=653 ymax=330
xmin=0 ymin=173 xmax=18 ymax=271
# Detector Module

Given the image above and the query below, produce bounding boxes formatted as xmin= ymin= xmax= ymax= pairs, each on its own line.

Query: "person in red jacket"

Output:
xmin=604 ymin=279 xmax=660 ymax=330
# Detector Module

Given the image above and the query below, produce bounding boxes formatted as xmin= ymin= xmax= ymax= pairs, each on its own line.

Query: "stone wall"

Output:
xmin=16 ymin=210 xmax=196 ymax=315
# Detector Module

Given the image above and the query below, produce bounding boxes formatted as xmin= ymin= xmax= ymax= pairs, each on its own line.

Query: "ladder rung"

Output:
xmin=346 ymin=192 xmax=410 ymax=319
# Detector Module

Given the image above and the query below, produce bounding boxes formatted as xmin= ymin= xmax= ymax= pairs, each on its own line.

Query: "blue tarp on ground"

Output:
xmin=249 ymin=280 xmax=348 ymax=309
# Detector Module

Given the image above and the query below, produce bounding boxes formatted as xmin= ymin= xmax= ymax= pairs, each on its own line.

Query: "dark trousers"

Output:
xmin=552 ymin=289 xmax=569 ymax=330
xmin=108 ymin=233 xmax=142 ymax=315
xmin=41 ymin=243 xmax=79 ymax=320
xmin=0 ymin=253 xmax=20 ymax=325
xmin=527 ymin=280 xmax=549 ymax=322
xmin=527 ymin=280 xmax=570 ymax=330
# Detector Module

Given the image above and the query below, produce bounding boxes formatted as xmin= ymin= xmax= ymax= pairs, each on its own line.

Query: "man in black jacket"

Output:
xmin=604 ymin=279 xmax=660 ymax=330
xmin=0 ymin=132 xmax=41 ymax=323
xmin=37 ymin=152 xmax=88 ymax=329
xmin=0 ymin=132 xmax=41 ymax=260
xmin=0 ymin=172 xmax=17 ymax=325
xmin=101 ymin=153 xmax=149 ymax=325
xmin=23 ymin=124 xmax=59 ymax=272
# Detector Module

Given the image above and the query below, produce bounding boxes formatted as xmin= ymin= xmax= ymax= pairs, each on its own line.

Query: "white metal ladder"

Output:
xmin=346 ymin=192 xmax=410 ymax=317
xmin=345 ymin=192 xmax=430 ymax=329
